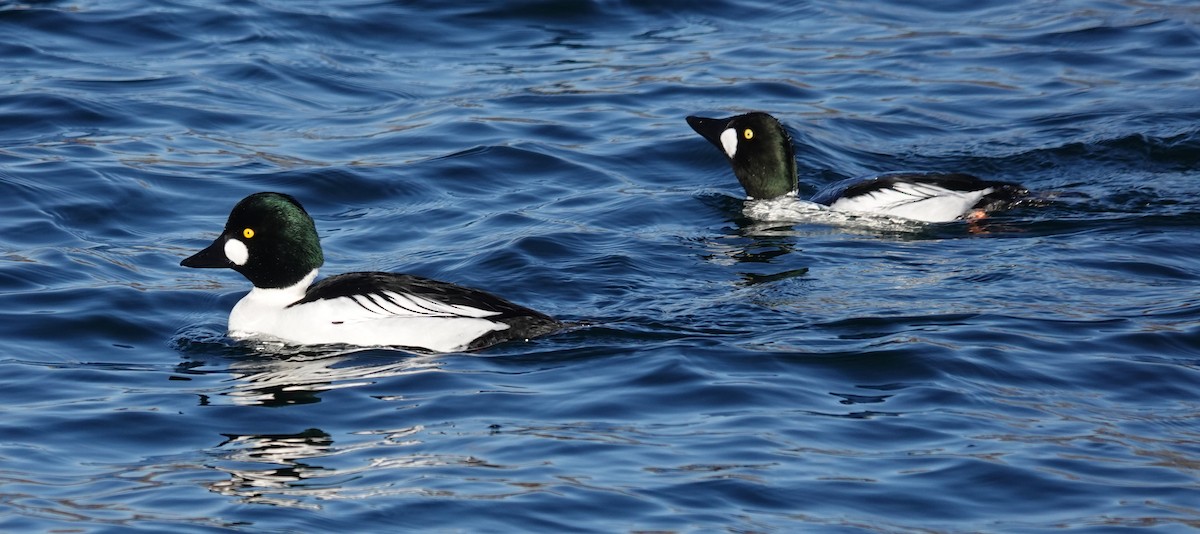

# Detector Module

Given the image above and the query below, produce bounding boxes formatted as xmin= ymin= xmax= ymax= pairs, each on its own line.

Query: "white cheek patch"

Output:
xmin=224 ymin=238 xmax=249 ymax=266
xmin=719 ymin=128 xmax=739 ymax=159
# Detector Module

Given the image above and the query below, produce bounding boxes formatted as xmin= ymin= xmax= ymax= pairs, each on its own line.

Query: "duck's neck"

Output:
xmin=736 ymin=159 xmax=796 ymax=200
xmin=247 ymin=268 xmax=319 ymax=306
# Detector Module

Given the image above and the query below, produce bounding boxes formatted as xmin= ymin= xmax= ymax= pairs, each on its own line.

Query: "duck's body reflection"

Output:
xmin=188 ymin=347 xmax=446 ymax=507
xmin=215 ymin=347 xmax=441 ymax=407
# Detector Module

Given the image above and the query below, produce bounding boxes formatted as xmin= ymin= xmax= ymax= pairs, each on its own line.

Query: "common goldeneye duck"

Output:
xmin=686 ymin=112 xmax=1028 ymax=223
xmin=180 ymin=192 xmax=560 ymax=352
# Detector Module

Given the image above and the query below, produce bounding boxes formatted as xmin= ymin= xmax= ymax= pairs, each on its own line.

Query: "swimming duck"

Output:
xmin=181 ymin=192 xmax=560 ymax=352
xmin=686 ymin=112 xmax=1027 ymax=222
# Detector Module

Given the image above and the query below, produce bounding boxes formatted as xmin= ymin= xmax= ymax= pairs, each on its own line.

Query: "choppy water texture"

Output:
xmin=2 ymin=0 xmax=1200 ymax=532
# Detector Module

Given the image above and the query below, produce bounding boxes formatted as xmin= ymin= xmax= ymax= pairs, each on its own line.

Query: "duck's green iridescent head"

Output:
xmin=687 ymin=112 xmax=798 ymax=200
xmin=181 ymin=192 xmax=324 ymax=289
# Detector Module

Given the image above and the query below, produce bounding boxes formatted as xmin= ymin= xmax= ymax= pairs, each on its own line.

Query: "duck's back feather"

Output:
xmin=812 ymin=172 xmax=1027 ymax=222
xmin=293 ymin=272 xmax=549 ymax=318
xmin=269 ymin=272 xmax=559 ymax=351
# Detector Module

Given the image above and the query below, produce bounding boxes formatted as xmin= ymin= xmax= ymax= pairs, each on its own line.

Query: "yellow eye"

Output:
xmin=242 ymin=228 xmax=255 ymax=239
xmin=743 ymin=128 xmax=754 ymax=140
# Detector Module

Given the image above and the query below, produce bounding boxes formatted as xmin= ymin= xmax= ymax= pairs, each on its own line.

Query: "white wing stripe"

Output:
xmin=392 ymin=292 xmax=451 ymax=316
xmin=351 ymin=294 xmax=389 ymax=315
xmin=829 ymin=183 xmax=993 ymax=222
xmin=302 ymin=291 xmax=505 ymax=320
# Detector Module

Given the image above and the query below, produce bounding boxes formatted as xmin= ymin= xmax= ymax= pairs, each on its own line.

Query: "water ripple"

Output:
xmin=3 ymin=0 xmax=1200 ymax=531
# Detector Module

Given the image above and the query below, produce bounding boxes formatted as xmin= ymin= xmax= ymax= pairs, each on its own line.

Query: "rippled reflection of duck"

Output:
xmin=687 ymin=112 xmax=1029 ymax=223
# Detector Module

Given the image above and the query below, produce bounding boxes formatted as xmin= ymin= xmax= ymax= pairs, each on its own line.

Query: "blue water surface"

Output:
xmin=2 ymin=0 xmax=1200 ymax=532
